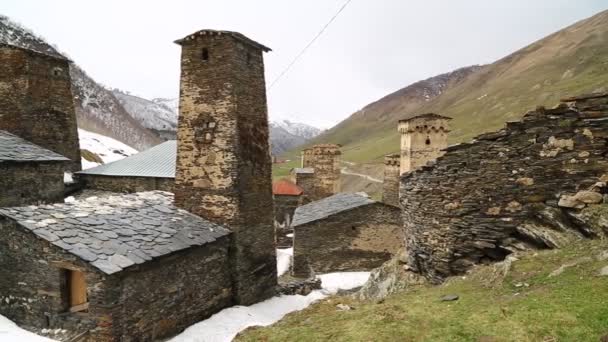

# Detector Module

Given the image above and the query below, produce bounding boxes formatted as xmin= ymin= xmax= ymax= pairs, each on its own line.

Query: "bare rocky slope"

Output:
xmin=303 ymin=9 xmax=608 ymax=163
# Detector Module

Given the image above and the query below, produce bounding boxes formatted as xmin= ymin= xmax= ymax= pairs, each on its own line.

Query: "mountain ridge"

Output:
xmin=301 ymin=9 xmax=608 ymax=163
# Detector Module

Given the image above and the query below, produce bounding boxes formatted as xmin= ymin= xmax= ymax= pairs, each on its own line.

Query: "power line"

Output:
xmin=268 ymin=0 xmax=353 ymax=90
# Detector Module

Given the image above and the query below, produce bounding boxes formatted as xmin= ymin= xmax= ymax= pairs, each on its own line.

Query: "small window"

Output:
xmin=51 ymin=67 xmax=63 ymax=77
xmin=208 ymin=121 xmax=216 ymax=128
xmin=202 ymin=48 xmax=209 ymax=61
xmin=205 ymin=132 xmax=213 ymax=141
xmin=246 ymin=52 xmax=252 ymax=65
xmin=425 ymin=137 xmax=431 ymax=145
xmin=66 ymin=270 xmax=88 ymax=312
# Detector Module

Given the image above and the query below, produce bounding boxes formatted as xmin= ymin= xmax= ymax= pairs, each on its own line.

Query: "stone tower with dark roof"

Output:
xmin=0 ymin=44 xmax=81 ymax=172
xmin=398 ymin=113 xmax=451 ymax=174
xmin=173 ymin=30 xmax=276 ymax=305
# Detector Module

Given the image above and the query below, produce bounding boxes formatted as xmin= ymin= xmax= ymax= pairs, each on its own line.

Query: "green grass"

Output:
xmin=272 ymin=157 xmax=301 ymax=180
xmin=237 ymin=240 xmax=608 ymax=342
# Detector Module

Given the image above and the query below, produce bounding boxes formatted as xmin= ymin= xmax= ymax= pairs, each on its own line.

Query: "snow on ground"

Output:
xmin=78 ymin=129 xmax=138 ymax=169
xmin=276 ymin=248 xmax=293 ymax=277
xmin=0 ymin=314 xmax=55 ymax=342
xmin=171 ymin=272 xmax=370 ymax=342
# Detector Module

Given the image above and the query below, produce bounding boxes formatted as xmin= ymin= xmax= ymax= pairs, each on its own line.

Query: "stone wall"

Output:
xmin=292 ymin=203 xmax=403 ymax=278
xmin=113 ymin=236 xmax=232 ymax=340
xmin=77 ymin=174 xmax=174 ymax=193
xmin=293 ymin=170 xmax=315 ymax=202
xmin=0 ymin=218 xmax=233 ymax=341
xmin=274 ymin=194 xmax=301 ymax=228
xmin=401 ymin=94 xmax=608 ymax=283
xmin=174 ymin=31 xmax=276 ymax=305
xmin=0 ymin=162 xmax=65 ymax=207
xmin=398 ymin=114 xmax=450 ymax=175
xmin=382 ymin=154 xmax=400 ymax=207
xmin=0 ymin=45 xmax=81 ymax=172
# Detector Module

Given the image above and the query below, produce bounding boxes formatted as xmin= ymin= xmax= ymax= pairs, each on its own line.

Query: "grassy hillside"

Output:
xmin=237 ymin=240 xmax=608 ymax=341
xmin=301 ymin=10 xmax=608 ymax=163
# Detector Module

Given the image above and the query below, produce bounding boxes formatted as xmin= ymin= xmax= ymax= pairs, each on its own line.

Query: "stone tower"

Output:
xmin=0 ymin=45 xmax=81 ymax=172
xmin=382 ymin=153 xmax=400 ymax=206
xmin=173 ymin=30 xmax=276 ymax=305
xmin=310 ymin=144 xmax=341 ymax=199
xmin=301 ymin=147 xmax=313 ymax=168
xmin=398 ymin=114 xmax=451 ymax=174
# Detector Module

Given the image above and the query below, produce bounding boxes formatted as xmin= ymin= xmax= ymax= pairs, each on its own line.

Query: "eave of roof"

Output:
xmin=174 ymin=29 xmax=271 ymax=52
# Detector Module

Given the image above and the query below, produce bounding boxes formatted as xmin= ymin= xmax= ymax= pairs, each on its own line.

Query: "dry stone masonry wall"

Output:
xmin=401 ymin=93 xmax=608 ymax=283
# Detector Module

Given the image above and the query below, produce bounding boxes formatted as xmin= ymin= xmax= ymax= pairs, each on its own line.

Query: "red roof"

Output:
xmin=273 ymin=179 xmax=303 ymax=196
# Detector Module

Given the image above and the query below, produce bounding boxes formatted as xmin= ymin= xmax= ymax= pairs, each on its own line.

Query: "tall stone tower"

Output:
xmin=398 ymin=114 xmax=451 ymax=174
xmin=0 ymin=45 xmax=81 ymax=171
xmin=311 ymin=144 xmax=341 ymax=199
xmin=301 ymin=147 xmax=313 ymax=168
xmin=382 ymin=153 xmax=400 ymax=206
xmin=173 ymin=30 xmax=276 ymax=305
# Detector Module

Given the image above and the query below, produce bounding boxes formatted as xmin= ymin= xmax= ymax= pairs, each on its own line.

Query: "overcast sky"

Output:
xmin=3 ymin=1 xmax=607 ymax=128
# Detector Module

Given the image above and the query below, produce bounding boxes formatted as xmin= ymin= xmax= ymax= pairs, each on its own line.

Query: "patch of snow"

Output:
xmin=78 ymin=129 xmax=138 ymax=169
xmin=316 ymin=272 xmax=371 ymax=294
xmin=171 ymin=271 xmax=370 ymax=342
xmin=64 ymin=196 xmax=75 ymax=203
xmin=276 ymin=248 xmax=293 ymax=277
xmin=63 ymin=172 xmax=74 ymax=184
xmin=286 ymin=233 xmax=294 ymax=238
xmin=0 ymin=314 xmax=56 ymax=341
xmin=477 ymin=94 xmax=488 ymax=100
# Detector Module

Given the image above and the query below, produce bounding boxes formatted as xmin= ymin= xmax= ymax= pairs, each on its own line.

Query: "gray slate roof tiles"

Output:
xmin=292 ymin=168 xmax=314 ymax=174
xmin=77 ymin=140 xmax=176 ymax=178
xmin=0 ymin=191 xmax=231 ymax=274
xmin=292 ymin=192 xmax=375 ymax=227
xmin=0 ymin=130 xmax=69 ymax=162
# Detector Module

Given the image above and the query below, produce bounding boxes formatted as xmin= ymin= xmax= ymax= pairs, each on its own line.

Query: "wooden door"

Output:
xmin=69 ymin=270 xmax=87 ymax=308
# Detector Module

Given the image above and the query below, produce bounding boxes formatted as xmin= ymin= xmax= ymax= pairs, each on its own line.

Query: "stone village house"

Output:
xmin=0 ymin=29 xmax=278 ymax=341
xmin=0 ymin=131 xmax=69 ymax=207
xmin=292 ymin=192 xmax=402 ymax=277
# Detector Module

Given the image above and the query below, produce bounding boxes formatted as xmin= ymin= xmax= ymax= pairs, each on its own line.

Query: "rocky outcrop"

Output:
xmin=401 ymin=93 xmax=608 ymax=283
xmin=355 ymin=249 xmax=426 ymax=300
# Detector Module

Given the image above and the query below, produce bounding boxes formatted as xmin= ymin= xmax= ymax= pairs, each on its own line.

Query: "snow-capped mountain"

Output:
xmin=113 ymin=91 xmax=178 ymax=140
xmin=0 ymin=15 xmax=161 ymax=152
xmin=270 ymin=120 xmax=322 ymax=140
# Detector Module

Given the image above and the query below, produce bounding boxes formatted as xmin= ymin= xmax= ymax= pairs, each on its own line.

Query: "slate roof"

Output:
xmin=0 ymin=130 xmax=69 ymax=162
xmin=292 ymin=192 xmax=376 ymax=227
xmin=292 ymin=168 xmax=314 ymax=174
xmin=0 ymin=191 xmax=231 ymax=275
xmin=77 ymin=141 xmax=176 ymax=178
xmin=398 ymin=113 xmax=452 ymax=123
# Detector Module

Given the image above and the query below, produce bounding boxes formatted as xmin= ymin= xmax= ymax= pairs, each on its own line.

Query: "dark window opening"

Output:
xmin=52 ymin=67 xmax=63 ymax=77
xmin=351 ymin=226 xmax=356 ymax=231
xmin=202 ymin=48 xmax=209 ymax=61
xmin=246 ymin=52 xmax=252 ymax=65
xmin=425 ymin=137 xmax=431 ymax=145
